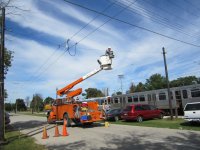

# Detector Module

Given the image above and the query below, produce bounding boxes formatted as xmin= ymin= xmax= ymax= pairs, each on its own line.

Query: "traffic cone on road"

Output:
xmin=64 ymin=118 xmax=67 ymax=126
xmin=53 ymin=124 xmax=60 ymax=137
xmin=42 ymin=126 xmax=49 ymax=139
xmin=62 ymin=124 xmax=69 ymax=136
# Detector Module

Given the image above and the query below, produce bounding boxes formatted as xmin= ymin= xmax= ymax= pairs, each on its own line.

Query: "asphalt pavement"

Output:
xmin=9 ymin=113 xmax=200 ymax=150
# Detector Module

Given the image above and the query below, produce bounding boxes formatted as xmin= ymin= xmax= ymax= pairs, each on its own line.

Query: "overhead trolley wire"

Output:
xmin=63 ymin=0 xmax=200 ymax=48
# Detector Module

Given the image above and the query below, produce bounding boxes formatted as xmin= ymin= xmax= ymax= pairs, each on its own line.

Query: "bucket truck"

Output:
xmin=46 ymin=48 xmax=114 ymax=126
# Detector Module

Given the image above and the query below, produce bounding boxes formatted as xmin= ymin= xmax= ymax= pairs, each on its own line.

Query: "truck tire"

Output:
xmin=64 ymin=114 xmax=71 ymax=127
xmin=114 ymin=116 xmax=119 ymax=121
xmin=47 ymin=112 xmax=52 ymax=124
xmin=159 ymin=113 xmax=164 ymax=119
xmin=137 ymin=116 xmax=143 ymax=122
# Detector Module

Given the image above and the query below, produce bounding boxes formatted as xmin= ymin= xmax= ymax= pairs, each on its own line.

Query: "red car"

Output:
xmin=121 ymin=104 xmax=164 ymax=122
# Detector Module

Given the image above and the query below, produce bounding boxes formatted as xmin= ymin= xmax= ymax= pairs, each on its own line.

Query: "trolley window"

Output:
xmin=107 ymin=97 xmax=111 ymax=104
xmin=152 ymin=93 xmax=156 ymax=101
xmin=133 ymin=95 xmax=138 ymax=102
xmin=159 ymin=92 xmax=166 ymax=100
xmin=170 ymin=91 xmax=173 ymax=100
xmin=191 ymin=88 xmax=200 ymax=98
xmin=147 ymin=94 xmax=151 ymax=101
xmin=128 ymin=96 xmax=132 ymax=103
xmin=114 ymin=98 xmax=119 ymax=103
xmin=182 ymin=90 xmax=188 ymax=99
xmin=139 ymin=95 xmax=145 ymax=102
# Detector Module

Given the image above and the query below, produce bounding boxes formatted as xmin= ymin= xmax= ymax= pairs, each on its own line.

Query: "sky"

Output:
xmin=3 ymin=0 xmax=200 ymax=103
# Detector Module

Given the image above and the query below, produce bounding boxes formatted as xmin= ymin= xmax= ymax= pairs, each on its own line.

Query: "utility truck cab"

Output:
xmin=184 ymin=102 xmax=200 ymax=122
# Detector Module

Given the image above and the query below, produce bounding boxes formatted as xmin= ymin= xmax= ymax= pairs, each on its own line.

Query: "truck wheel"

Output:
xmin=47 ymin=112 xmax=51 ymax=124
xmin=137 ymin=116 xmax=143 ymax=122
xmin=64 ymin=114 xmax=71 ymax=127
xmin=159 ymin=113 xmax=164 ymax=119
xmin=114 ymin=116 xmax=119 ymax=121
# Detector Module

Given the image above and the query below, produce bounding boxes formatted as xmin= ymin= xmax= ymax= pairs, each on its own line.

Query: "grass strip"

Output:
xmin=111 ymin=118 xmax=200 ymax=131
xmin=0 ymin=130 xmax=46 ymax=150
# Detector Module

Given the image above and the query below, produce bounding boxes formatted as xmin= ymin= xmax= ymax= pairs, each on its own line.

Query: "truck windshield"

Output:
xmin=184 ymin=103 xmax=200 ymax=111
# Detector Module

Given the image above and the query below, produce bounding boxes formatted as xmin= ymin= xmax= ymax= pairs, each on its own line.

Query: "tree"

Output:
xmin=84 ymin=88 xmax=105 ymax=99
xmin=5 ymin=103 xmax=11 ymax=112
xmin=135 ymin=82 xmax=146 ymax=92
xmin=170 ymin=76 xmax=199 ymax=87
xmin=44 ymin=97 xmax=54 ymax=105
xmin=129 ymin=82 xmax=136 ymax=93
xmin=145 ymin=74 xmax=166 ymax=90
xmin=15 ymin=98 xmax=27 ymax=111
xmin=116 ymin=91 xmax=122 ymax=95
xmin=30 ymin=94 xmax=44 ymax=112
xmin=4 ymin=47 xmax=14 ymax=75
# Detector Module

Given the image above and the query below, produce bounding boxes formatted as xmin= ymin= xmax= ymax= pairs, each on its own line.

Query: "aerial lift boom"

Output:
xmin=56 ymin=48 xmax=114 ymax=100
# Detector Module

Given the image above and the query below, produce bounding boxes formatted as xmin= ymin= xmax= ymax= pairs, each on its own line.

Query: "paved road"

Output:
xmin=10 ymin=114 xmax=200 ymax=150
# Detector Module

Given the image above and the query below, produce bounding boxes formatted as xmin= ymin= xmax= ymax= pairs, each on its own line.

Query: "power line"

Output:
xmin=22 ymin=1 xmax=118 ymax=83
xmin=59 ymin=1 xmax=117 ymax=56
xmin=118 ymin=0 xmax=200 ymax=40
xmin=32 ymin=0 xmax=137 ymax=81
xmin=168 ymin=0 xmax=200 ymax=18
xmin=63 ymin=0 xmax=200 ymax=48
xmin=142 ymin=0 xmax=200 ymax=30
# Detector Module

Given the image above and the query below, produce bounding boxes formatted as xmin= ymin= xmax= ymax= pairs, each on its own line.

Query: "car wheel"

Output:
xmin=137 ymin=116 xmax=143 ymax=122
xmin=159 ymin=113 xmax=164 ymax=119
xmin=114 ymin=116 xmax=119 ymax=121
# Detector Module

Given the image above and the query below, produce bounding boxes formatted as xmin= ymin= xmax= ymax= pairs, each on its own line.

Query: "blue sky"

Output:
xmin=4 ymin=0 xmax=200 ymax=103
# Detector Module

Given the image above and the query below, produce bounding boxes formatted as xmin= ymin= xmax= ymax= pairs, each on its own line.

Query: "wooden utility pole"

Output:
xmin=162 ymin=47 xmax=173 ymax=120
xmin=0 ymin=7 xmax=6 ymax=143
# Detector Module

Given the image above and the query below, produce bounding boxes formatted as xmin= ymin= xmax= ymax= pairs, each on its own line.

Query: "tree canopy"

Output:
xmin=83 ymin=88 xmax=105 ymax=99
xmin=30 ymin=94 xmax=44 ymax=112
xmin=43 ymin=97 xmax=54 ymax=105
xmin=16 ymin=98 xmax=27 ymax=111
xmin=129 ymin=74 xmax=200 ymax=93
xmin=4 ymin=47 xmax=14 ymax=75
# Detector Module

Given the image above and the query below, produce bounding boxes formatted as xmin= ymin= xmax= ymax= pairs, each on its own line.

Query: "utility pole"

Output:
xmin=118 ymin=74 xmax=124 ymax=94
xmin=0 ymin=7 xmax=6 ymax=143
xmin=162 ymin=47 xmax=173 ymax=120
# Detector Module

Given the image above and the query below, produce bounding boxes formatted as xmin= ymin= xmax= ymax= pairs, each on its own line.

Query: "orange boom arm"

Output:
xmin=56 ymin=48 xmax=114 ymax=99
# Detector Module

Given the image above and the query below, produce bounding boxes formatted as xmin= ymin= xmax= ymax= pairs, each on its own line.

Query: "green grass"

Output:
xmin=111 ymin=118 xmax=200 ymax=131
xmin=0 ymin=130 xmax=46 ymax=150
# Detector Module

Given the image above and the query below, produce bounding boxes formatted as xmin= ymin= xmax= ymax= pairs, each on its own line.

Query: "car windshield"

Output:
xmin=123 ymin=106 xmax=132 ymax=111
xmin=107 ymin=109 xmax=118 ymax=114
xmin=184 ymin=103 xmax=200 ymax=111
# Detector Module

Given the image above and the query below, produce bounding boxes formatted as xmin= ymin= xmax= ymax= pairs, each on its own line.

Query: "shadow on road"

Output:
xmin=11 ymin=120 xmax=47 ymax=130
xmin=47 ymin=131 xmax=200 ymax=150
xmin=180 ymin=121 xmax=200 ymax=127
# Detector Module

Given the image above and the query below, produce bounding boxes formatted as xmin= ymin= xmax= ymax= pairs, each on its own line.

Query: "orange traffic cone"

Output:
xmin=64 ymin=118 xmax=67 ymax=126
xmin=42 ymin=126 xmax=49 ymax=139
xmin=53 ymin=125 xmax=60 ymax=137
xmin=62 ymin=124 xmax=69 ymax=136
